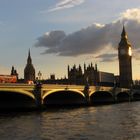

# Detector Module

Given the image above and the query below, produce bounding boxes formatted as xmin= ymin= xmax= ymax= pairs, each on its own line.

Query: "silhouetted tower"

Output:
xmin=11 ymin=66 xmax=15 ymax=75
xmin=68 ymin=65 xmax=70 ymax=72
xmin=84 ymin=63 xmax=86 ymax=73
xmin=11 ymin=66 xmax=18 ymax=80
xmin=118 ymin=26 xmax=132 ymax=88
xmin=68 ymin=65 xmax=70 ymax=78
xmin=78 ymin=65 xmax=82 ymax=74
xmin=95 ymin=63 xmax=97 ymax=71
xmin=24 ymin=49 xmax=35 ymax=83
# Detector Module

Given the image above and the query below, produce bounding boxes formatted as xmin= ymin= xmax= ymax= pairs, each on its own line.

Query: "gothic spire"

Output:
xmin=91 ymin=62 xmax=93 ymax=67
xmin=121 ymin=25 xmax=127 ymax=39
xmin=119 ymin=25 xmax=131 ymax=47
xmin=79 ymin=64 xmax=82 ymax=71
xmin=95 ymin=63 xmax=97 ymax=71
xmin=28 ymin=49 xmax=31 ymax=57
xmin=27 ymin=49 xmax=32 ymax=64
xmin=84 ymin=63 xmax=86 ymax=73
xmin=68 ymin=65 xmax=70 ymax=72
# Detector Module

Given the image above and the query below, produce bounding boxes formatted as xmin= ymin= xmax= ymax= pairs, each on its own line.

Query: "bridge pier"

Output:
xmin=83 ymin=82 xmax=90 ymax=105
xmin=112 ymin=86 xmax=117 ymax=103
xmin=127 ymin=88 xmax=132 ymax=102
xmin=33 ymin=82 xmax=43 ymax=108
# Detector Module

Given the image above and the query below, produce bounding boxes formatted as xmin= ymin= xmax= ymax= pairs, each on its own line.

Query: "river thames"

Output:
xmin=0 ymin=102 xmax=140 ymax=140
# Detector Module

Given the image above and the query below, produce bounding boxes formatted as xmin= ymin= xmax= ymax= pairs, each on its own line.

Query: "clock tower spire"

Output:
xmin=118 ymin=26 xmax=132 ymax=88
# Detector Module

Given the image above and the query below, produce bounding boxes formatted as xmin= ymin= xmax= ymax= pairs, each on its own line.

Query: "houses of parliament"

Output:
xmin=0 ymin=26 xmax=135 ymax=88
xmin=68 ymin=63 xmax=99 ymax=85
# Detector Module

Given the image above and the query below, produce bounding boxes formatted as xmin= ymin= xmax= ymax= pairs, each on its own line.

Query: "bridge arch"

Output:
xmin=43 ymin=89 xmax=86 ymax=105
xmin=132 ymin=92 xmax=140 ymax=101
xmin=0 ymin=89 xmax=35 ymax=99
xmin=90 ymin=91 xmax=114 ymax=104
xmin=0 ymin=89 xmax=36 ymax=109
xmin=116 ymin=92 xmax=130 ymax=102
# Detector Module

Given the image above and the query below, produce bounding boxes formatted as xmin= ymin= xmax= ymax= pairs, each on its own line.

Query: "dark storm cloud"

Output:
xmin=35 ymin=24 xmax=112 ymax=56
xmin=35 ymin=30 xmax=66 ymax=47
xmin=35 ymin=8 xmax=140 ymax=61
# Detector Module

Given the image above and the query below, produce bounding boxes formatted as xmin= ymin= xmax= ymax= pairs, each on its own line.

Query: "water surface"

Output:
xmin=0 ymin=102 xmax=140 ymax=140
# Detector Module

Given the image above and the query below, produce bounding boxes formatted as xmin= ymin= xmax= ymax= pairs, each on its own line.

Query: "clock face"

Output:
xmin=128 ymin=47 xmax=132 ymax=56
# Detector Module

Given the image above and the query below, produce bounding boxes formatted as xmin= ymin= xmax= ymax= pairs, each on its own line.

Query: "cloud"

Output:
xmin=35 ymin=30 xmax=66 ymax=48
xmin=95 ymin=53 xmax=118 ymax=62
xmin=35 ymin=8 xmax=140 ymax=62
xmin=120 ymin=8 xmax=140 ymax=21
xmin=47 ymin=0 xmax=85 ymax=12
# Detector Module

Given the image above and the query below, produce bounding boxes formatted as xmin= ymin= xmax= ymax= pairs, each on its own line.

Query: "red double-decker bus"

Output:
xmin=0 ymin=75 xmax=17 ymax=83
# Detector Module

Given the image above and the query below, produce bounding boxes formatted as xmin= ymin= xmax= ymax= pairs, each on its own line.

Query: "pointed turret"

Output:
xmin=119 ymin=25 xmax=130 ymax=47
xmin=88 ymin=64 xmax=90 ymax=69
xmin=78 ymin=64 xmax=82 ymax=75
xmin=84 ymin=63 xmax=86 ymax=73
xmin=68 ymin=65 xmax=70 ymax=79
xmin=79 ymin=64 xmax=81 ymax=70
xmin=27 ymin=49 xmax=32 ymax=64
xmin=95 ymin=63 xmax=97 ymax=71
xmin=11 ymin=66 xmax=18 ymax=80
xmin=121 ymin=25 xmax=127 ymax=39
xmin=11 ymin=66 xmax=15 ymax=75
xmin=91 ymin=62 xmax=93 ymax=67
xmin=68 ymin=65 xmax=70 ymax=73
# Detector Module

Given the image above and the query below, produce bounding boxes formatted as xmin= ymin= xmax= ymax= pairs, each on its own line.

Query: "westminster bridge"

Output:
xmin=0 ymin=83 xmax=140 ymax=109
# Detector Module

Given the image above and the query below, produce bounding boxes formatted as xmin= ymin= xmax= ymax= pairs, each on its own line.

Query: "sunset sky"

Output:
xmin=1 ymin=0 xmax=140 ymax=79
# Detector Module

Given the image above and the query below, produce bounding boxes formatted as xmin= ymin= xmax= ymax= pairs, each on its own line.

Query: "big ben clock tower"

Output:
xmin=118 ymin=26 xmax=132 ymax=88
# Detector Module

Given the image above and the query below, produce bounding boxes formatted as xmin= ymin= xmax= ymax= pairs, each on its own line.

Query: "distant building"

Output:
xmin=37 ymin=71 xmax=42 ymax=81
xmin=68 ymin=64 xmax=83 ymax=85
xmin=68 ymin=63 xmax=115 ymax=86
xmin=11 ymin=66 xmax=18 ymax=80
xmin=84 ymin=63 xmax=99 ymax=85
xmin=24 ymin=49 xmax=35 ymax=83
xmin=0 ymin=75 xmax=17 ymax=83
xmin=0 ymin=66 xmax=18 ymax=83
xmin=98 ymin=71 xmax=115 ymax=86
xmin=50 ymin=74 xmax=55 ymax=80
xmin=68 ymin=63 xmax=99 ymax=85
xmin=99 ymin=72 xmax=114 ymax=83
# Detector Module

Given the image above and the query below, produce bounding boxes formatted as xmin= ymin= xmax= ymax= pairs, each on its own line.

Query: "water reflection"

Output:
xmin=0 ymin=102 xmax=140 ymax=140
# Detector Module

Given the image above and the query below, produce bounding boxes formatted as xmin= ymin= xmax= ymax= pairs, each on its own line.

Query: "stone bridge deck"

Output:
xmin=0 ymin=83 xmax=139 ymax=109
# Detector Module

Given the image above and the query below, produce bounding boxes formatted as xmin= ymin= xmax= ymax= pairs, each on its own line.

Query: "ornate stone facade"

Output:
xmin=68 ymin=63 xmax=99 ymax=85
xmin=24 ymin=50 xmax=35 ymax=83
